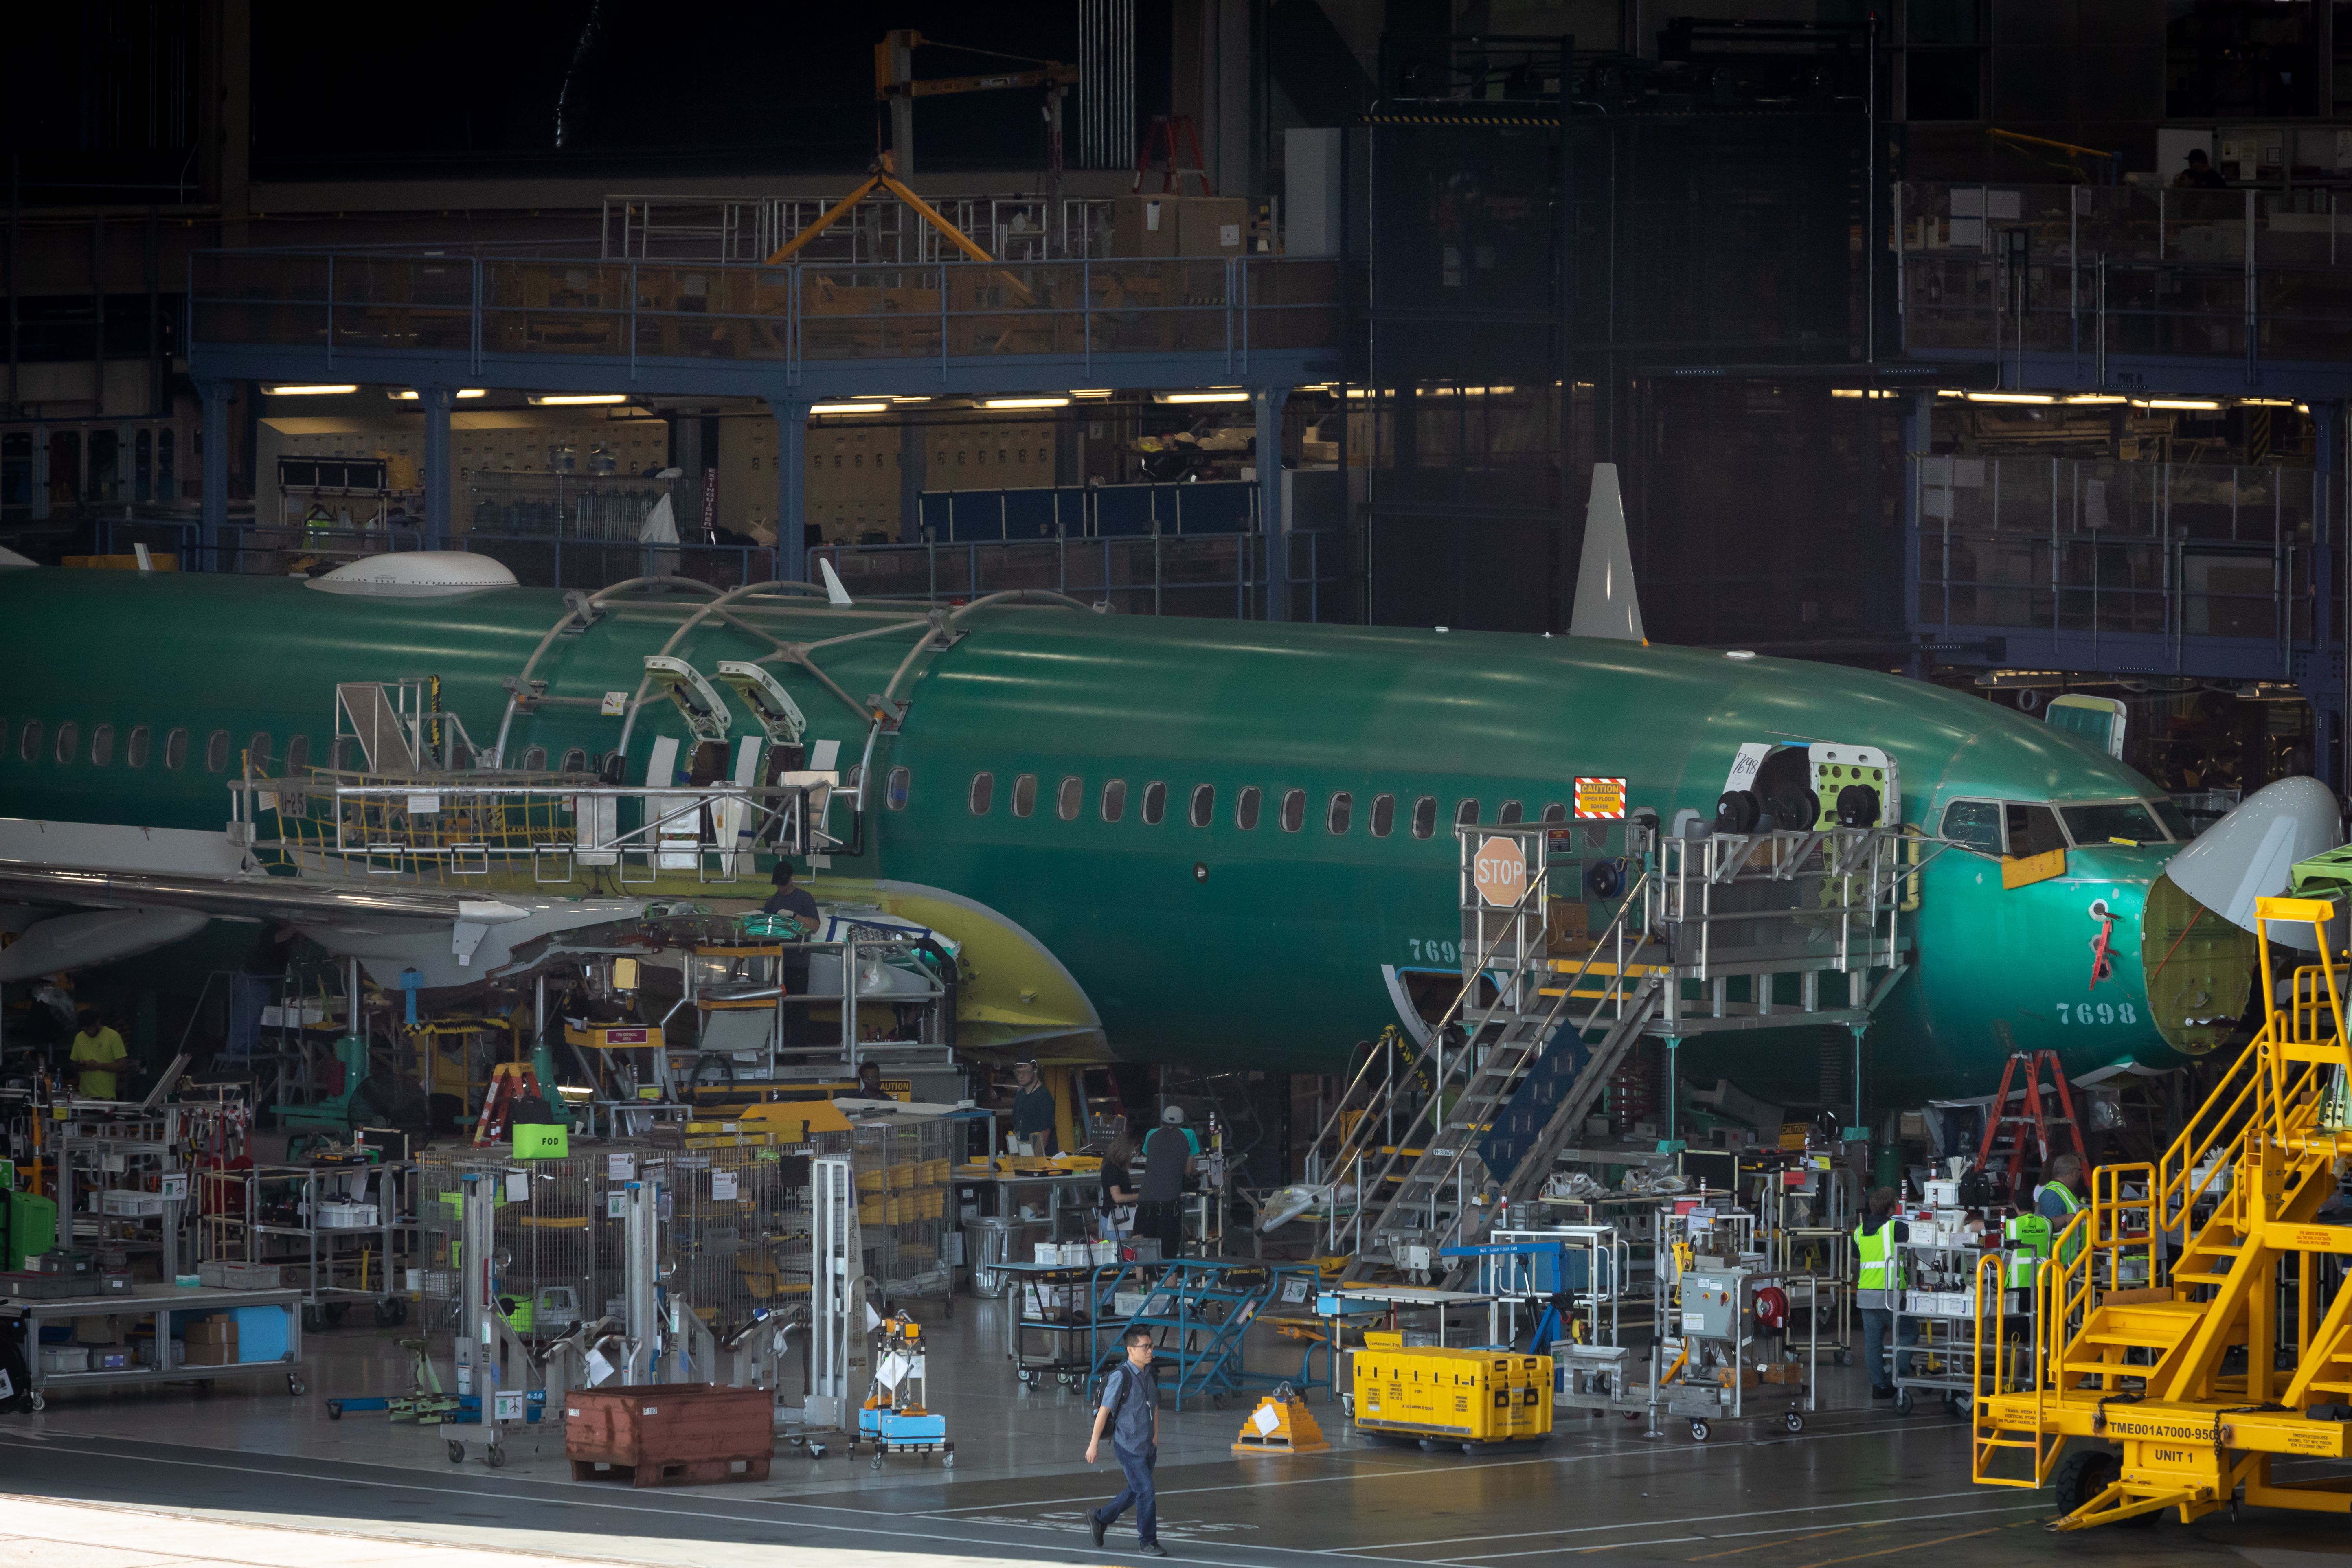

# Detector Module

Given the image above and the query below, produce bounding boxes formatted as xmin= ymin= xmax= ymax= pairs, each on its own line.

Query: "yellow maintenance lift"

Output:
xmin=1971 ymin=895 xmax=2352 ymax=1530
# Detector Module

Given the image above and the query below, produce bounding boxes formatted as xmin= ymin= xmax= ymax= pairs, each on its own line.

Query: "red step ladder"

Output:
xmin=472 ymin=1061 xmax=545 ymax=1146
xmin=1134 ymin=115 xmax=1213 ymax=195
xmin=1970 ymin=1047 xmax=2087 ymax=1201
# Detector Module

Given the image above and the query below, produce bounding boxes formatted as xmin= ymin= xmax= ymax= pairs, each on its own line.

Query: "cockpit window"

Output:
xmin=1939 ymin=798 xmax=2003 ymax=854
xmin=2005 ymin=802 xmax=2067 ymax=858
xmin=2152 ymin=798 xmax=2193 ymax=841
xmin=2059 ymin=801 xmax=2167 ymax=847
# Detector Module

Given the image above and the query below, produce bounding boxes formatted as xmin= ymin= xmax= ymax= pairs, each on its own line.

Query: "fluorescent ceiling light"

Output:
xmin=1154 ymin=390 xmax=1249 ymax=404
xmin=1830 ymin=389 xmax=1898 ymax=399
xmin=263 ymin=384 xmax=358 ymax=396
xmin=387 ymin=388 xmax=487 ymax=401
xmin=2062 ymin=394 xmax=2126 ymax=404
xmin=2140 ymin=398 xmax=2223 ymax=410
xmin=1069 ymin=389 xmax=1115 ymax=399
xmin=810 ymin=401 xmax=889 ymax=415
xmin=527 ymin=393 xmax=628 ymax=406
xmin=2238 ymin=397 xmax=2296 ymax=407
xmin=981 ymin=397 xmax=1071 ymax=410
xmin=1965 ymin=392 xmax=2055 ymax=404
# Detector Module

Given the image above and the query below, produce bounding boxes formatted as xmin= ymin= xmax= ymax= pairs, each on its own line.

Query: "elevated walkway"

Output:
xmin=1972 ymin=895 xmax=2352 ymax=1531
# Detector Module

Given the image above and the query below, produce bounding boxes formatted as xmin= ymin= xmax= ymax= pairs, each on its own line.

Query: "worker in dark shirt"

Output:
xmin=2173 ymin=147 xmax=2227 ymax=190
xmin=764 ymin=861 xmax=820 ymax=1047
xmin=1009 ymin=1056 xmax=1059 ymax=1154
xmin=1136 ymin=1107 xmax=1196 ymax=1259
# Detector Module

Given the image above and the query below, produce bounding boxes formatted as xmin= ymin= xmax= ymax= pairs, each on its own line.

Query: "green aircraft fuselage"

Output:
xmin=0 ymin=568 xmax=2254 ymax=1106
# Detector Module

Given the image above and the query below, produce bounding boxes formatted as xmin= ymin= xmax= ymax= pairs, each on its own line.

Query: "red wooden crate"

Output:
xmin=564 ymin=1383 xmax=774 ymax=1487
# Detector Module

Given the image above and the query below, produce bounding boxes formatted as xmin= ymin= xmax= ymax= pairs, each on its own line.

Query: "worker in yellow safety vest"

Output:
xmin=2034 ymin=1152 xmax=2087 ymax=1265
xmin=1855 ymin=1186 xmax=1918 ymax=1400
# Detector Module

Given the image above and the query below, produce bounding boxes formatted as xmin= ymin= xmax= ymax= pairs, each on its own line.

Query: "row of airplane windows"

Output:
xmin=4 ymin=721 xmax=589 ymax=779
xmin=906 ymin=768 xmax=1575 ymax=839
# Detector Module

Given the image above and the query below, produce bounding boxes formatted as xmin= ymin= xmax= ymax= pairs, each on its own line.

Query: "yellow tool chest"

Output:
xmin=1350 ymin=1347 xmax=1553 ymax=1443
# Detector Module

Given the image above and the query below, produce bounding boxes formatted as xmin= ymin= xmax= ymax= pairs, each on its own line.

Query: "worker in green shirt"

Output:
xmin=68 ymin=1008 xmax=135 ymax=1100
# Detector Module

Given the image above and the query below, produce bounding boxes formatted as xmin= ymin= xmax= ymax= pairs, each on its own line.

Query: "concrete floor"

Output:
xmin=3 ymin=1295 xmax=2346 ymax=1567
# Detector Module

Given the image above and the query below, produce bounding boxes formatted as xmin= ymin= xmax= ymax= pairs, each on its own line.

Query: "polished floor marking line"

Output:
xmin=1686 ymin=1525 xmax=1857 ymax=1559
xmin=1348 ymin=1487 xmax=1994 ymax=1551
xmin=1792 ymin=1526 xmax=1999 ymax=1568
xmin=0 ymin=1443 xmax=1333 ymax=1568
xmin=916 ymin=1460 xmax=1527 ymax=1514
xmin=1426 ymin=1502 xmax=2053 ymax=1565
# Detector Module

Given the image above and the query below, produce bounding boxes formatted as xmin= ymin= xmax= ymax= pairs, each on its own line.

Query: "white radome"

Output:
xmin=305 ymin=551 xmax=519 ymax=597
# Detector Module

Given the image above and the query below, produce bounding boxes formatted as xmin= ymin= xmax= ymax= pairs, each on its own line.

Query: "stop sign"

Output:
xmin=1473 ymin=836 xmax=1527 ymax=906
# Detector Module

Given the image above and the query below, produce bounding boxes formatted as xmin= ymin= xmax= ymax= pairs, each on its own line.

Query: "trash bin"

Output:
xmin=969 ymin=1217 xmax=1015 ymax=1297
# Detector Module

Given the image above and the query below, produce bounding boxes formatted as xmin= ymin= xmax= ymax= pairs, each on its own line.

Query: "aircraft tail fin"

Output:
xmin=818 ymin=557 xmax=854 ymax=607
xmin=1567 ymin=462 xmax=1646 ymax=643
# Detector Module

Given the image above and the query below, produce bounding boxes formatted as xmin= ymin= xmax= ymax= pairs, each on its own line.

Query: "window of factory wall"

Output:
xmin=970 ymin=772 xmax=994 ymax=815
xmin=128 ymin=726 xmax=151 ymax=768
xmin=1141 ymin=781 xmax=1165 ymax=824
xmin=887 ymin=767 xmax=911 ymax=810
xmin=2167 ymin=0 xmax=2320 ymax=117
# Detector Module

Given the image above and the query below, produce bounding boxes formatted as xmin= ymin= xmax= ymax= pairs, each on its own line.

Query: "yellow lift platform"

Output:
xmin=1970 ymin=895 xmax=2352 ymax=1530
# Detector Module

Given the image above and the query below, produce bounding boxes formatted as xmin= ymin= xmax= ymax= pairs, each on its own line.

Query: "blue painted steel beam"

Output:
xmin=184 ymin=348 xmax=1343 ymax=405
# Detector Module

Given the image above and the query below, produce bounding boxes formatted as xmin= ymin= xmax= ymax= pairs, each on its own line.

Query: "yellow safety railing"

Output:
xmin=1970 ymin=1247 xmax=2054 ymax=1485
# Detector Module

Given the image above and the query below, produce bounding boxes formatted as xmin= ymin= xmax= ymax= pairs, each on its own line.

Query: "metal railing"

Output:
xmin=189 ymin=250 xmax=1340 ymax=379
xmin=89 ymin=515 xmax=1347 ymax=621
xmin=814 ymin=529 xmax=1343 ymax=621
xmin=1913 ymin=456 xmax=2337 ymax=654
xmin=601 ymin=194 xmax=1125 ymax=265
xmin=1899 ymin=181 xmax=2352 ymax=377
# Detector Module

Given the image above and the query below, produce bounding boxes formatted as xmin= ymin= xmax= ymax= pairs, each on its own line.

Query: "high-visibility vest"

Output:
xmin=1855 ymin=1220 xmax=1905 ymax=1294
xmin=2043 ymin=1181 xmax=2084 ymax=1264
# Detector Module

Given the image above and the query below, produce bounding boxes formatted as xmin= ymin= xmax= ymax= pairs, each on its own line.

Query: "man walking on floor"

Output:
xmin=1086 ymin=1326 xmax=1167 ymax=1555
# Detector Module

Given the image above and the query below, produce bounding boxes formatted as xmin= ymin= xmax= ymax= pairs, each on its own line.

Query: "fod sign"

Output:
xmin=1473 ymin=837 xmax=1527 ymax=906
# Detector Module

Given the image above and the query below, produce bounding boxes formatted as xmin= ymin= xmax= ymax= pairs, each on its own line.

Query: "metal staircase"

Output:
xmin=1313 ymin=824 xmax=1661 ymax=1283
xmin=1971 ymin=895 xmax=2352 ymax=1531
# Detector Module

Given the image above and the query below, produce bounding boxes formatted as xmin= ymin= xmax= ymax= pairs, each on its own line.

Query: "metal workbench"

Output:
xmin=0 ymin=1284 xmax=304 ymax=1409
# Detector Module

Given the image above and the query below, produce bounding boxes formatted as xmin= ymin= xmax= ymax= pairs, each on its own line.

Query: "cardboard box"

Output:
xmin=184 ymin=1318 xmax=237 ymax=1346
xmin=1178 ymin=197 xmax=1248 ymax=259
xmin=1112 ymin=195 xmax=1179 ymax=257
xmin=182 ymin=1342 xmax=236 ymax=1366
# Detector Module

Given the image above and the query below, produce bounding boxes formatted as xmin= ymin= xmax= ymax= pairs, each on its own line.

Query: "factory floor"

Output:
xmin=2 ymin=1296 xmax=2344 ymax=1568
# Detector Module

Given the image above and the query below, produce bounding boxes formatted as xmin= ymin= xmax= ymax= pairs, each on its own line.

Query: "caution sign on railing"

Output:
xmin=1573 ymin=777 xmax=1626 ymax=819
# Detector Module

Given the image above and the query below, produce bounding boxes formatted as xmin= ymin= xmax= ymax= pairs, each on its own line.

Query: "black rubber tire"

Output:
xmin=447 ymin=1440 xmax=465 ymax=1464
xmin=487 ymin=1445 xmax=505 ymax=1469
xmin=1689 ymin=1419 xmax=1709 ymax=1442
xmin=1893 ymin=1388 xmax=1913 ymax=1416
xmin=1784 ymin=1411 xmax=1804 ymax=1433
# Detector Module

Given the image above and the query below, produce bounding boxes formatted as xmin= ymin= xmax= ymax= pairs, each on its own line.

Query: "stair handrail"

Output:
xmin=2156 ymin=1033 xmax=2265 ymax=1234
xmin=2038 ymin=1205 xmax=2096 ymax=1396
xmin=1349 ymin=870 xmax=1655 ymax=1263
xmin=2092 ymin=1161 xmax=2158 ymax=1290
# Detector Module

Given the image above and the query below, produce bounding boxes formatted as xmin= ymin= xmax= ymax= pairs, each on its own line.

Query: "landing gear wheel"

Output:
xmin=288 ymin=1375 xmax=305 ymax=1396
xmin=1893 ymin=1388 xmax=1914 ymax=1416
xmin=447 ymin=1440 xmax=466 ymax=1465
xmin=486 ymin=1444 xmax=505 ymax=1469
xmin=1688 ymin=1419 xmax=1710 ymax=1442
xmin=1784 ymin=1411 xmax=1805 ymax=1434
xmin=326 ymin=1400 xmax=344 ymax=1421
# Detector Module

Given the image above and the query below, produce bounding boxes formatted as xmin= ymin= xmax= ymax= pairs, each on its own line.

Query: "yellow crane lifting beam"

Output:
xmin=762 ymin=151 xmax=996 ymax=266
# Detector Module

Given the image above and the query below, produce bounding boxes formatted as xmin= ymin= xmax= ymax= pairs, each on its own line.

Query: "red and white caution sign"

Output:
xmin=1473 ymin=836 xmax=1528 ymax=907
xmin=1573 ymin=777 xmax=1627 ymax=819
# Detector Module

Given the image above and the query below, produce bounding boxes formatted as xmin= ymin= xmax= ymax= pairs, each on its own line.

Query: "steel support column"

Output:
xmin=422 ymin=386 xmax=454 ymax=549
xmin=770 ymin=398 xmax=811 ymax=583
xmin=1255 ymin=385 xmax=1289 ymax=620
xmin=199 ymin=380 xmax=230 ymax=559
